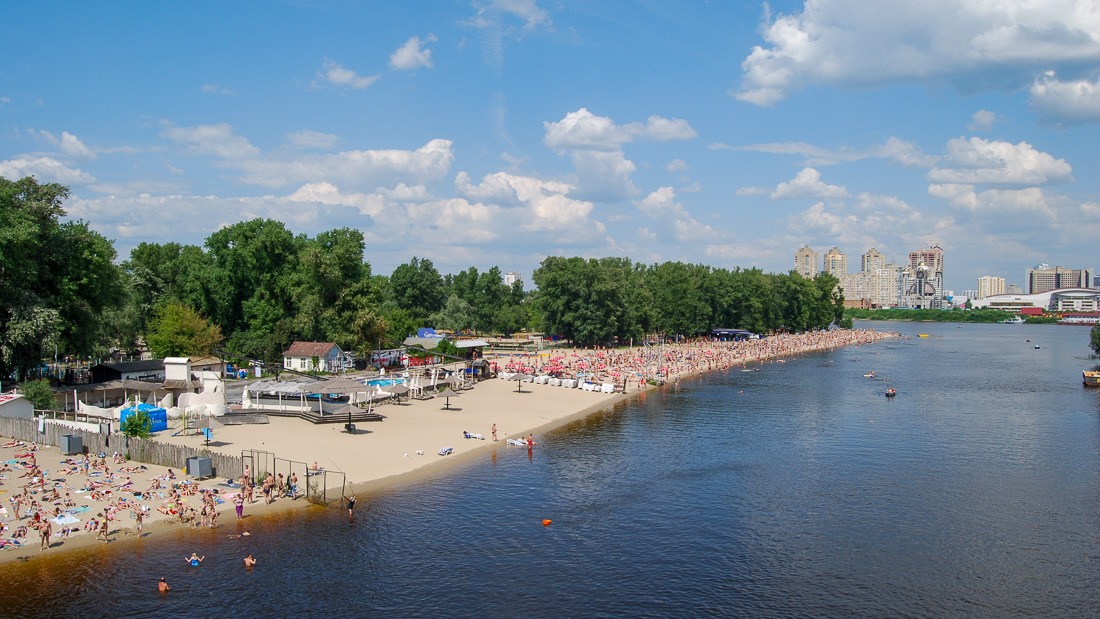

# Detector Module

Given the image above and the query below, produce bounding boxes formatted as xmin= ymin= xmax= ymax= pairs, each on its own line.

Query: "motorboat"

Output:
xmin=885 ymin=387 xmax=897 ymax=398
xmin=863 ymin=371 xmax=875 ymax=378
xmin=1001 ymin=316 xmax=1024 ymax=324
xmin=1084 ymin=371 xmax=1100 ymax=387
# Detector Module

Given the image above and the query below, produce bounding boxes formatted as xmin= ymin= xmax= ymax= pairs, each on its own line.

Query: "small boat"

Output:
xmin=1034 ymin=345 xmax=1040 ymax=349
xmin=885 ymin=387 xmax=897 ymax=398
xmin=507 ymin=438 xmax=535 ymax=447
xmin=918 ymin=334 xmax=929 ymax=338
xmin=863 ymin=371 xmax=875 ymax=378
xmin=1001 ymin=316 xmax=1024 ymax=324
xmin=1084 ymin=371 xmax=1100 ymax=387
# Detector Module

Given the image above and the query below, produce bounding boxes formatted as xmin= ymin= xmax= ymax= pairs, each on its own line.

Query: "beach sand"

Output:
xmin=0 ymin=329 xmax=897 ymax=566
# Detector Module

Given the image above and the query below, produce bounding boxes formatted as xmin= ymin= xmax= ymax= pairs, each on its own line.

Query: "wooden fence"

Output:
xmin=0 ymin=414 xmax=243 ymax=479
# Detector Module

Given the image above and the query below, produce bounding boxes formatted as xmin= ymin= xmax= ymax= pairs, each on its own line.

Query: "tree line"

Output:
xmin=1 ymin=177 xmax=845 ymax=383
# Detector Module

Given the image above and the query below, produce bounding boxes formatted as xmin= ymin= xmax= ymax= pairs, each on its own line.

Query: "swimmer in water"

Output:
xmin=186 ymin=552 xmax=204 ymax=566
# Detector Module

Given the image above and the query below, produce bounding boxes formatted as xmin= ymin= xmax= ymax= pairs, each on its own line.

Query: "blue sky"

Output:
xmin=2 ymin=0 xmax=1098 ymax=292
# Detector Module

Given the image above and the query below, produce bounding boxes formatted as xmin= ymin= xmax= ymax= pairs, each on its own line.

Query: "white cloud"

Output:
xmin=467 ymin=0 xmax=550 ymax=30
xmin=770 ymin=167 xmax=849 ymax=199
xmin=289 ymin=181 xmax=386 ymax=216
xmin=568 ymin=150 xmax=638 ymax=201
xmin=201 ymin=84 xmax=236 ymax=96
xmin=633 ymin=186 xmax=719 ymax=243
xmin=454 ymin=170 xmax=596 ymax=234
xmin=59 ymin=132 xmax=95 ymax=159
xmin=928 ymin=183 xmax=1053 ymax=213
xmin=1081 ymin=202 xmax=1100 ymax=220
xmin=968 ymin=109 xmax=999 ymax=132
xmin=737 ymin=137 xmax=937 ymax=167
xmin=927 ymin=137 xmax=1073 ymax=185
xmin=390 ymin=35 xmax=435 ymax=70
xmin=319 ymin=58 xmax=380 ymax=90
xmin=0 ymin=156 xmax=96 ymax=185
xmin=286 ymin=130 xmax=340 ymax=150
xmin=543 ymin=108 xmax=697 ymax=153
xmin=735 ymin=0 xmax=1100 ymax=105
xmin=666 ymin=158 xmax=688 ymax=172
xmin=235 ymin=139 xmax=456 ymax=189
xmin=1029 ymin=71 xmax=1100 ymax=124
xmin=161 ymin=122 xmax=260 ymax=159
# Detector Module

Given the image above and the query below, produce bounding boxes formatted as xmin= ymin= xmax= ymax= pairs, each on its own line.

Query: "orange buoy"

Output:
xmin=542 ymin=519 xmax=552 ymax=526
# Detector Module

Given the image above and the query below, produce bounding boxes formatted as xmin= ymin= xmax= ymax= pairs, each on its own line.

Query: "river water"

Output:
xmin=3 ymin=321 xmax=1099 ymax=618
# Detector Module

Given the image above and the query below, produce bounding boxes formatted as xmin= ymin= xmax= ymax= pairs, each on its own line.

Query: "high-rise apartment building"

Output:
xmin=976 ymin=275 xmax=1006 ymax=299
xmin=823 ymin=247 xmax=848 ymax=276
xmin=504 ymin=271 xmax=521 ymax=287
xmin=861 ymin=248 xmax=886 ymax=273
xmin=900 ymin=245 xmax=945 ymax=309
xmin=794 ymin=245 xmax=819 ymax=279
xmin=1026 ymin=265 xmax=1093 ymax=294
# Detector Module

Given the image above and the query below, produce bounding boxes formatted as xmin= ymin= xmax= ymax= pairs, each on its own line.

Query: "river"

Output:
xmin=2 ymin=321 xmax=1099 ymax=617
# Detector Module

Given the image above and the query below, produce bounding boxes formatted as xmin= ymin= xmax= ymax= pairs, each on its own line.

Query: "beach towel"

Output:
xmin=51 ymin=515 xmax=80 ymax=526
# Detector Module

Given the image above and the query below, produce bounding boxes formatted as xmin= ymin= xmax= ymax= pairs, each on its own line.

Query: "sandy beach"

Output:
xmin=0 ymin=329 xmax=896 ymax=565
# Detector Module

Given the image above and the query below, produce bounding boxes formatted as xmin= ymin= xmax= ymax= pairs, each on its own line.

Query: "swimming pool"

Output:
xmin=366 ymin=377 xmax=407 ymax=387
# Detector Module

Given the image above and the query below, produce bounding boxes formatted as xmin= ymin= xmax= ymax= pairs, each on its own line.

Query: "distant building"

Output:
xmin=861 ymin=248 xmax=886 ymax=273
xmin=89 ymin=359 xmax=165 ymax=384
xmin=505 ymin=271 xmax=521 ymax=287
xmin=282 ymin=341 xmax=347 ymax=373
xmin=1007 ymin=283 xmax=1022 ymax=294
xmin=823 ymin=247 xmax=848 ymax=276
xmin=0 ymin=393 xmax=34 ymax=419
xmin=1027 ymin=265 xmax=1093 ymax=294
xmin=794 ymin=245 xmax=819 ymax=279
xmin=871 ymin=265 xmax=901 ymax=308
xmin=977 ymin=276 xmax=1006 ymax=300
xmin=971 ymin=288 xmax=1100 ymax=313
xmin=900 ymin=245 xmax=945 ymax=309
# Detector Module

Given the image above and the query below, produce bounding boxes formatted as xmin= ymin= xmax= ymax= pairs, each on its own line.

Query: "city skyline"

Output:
xmin=2 ymin=2 xmax=1099 ymax=290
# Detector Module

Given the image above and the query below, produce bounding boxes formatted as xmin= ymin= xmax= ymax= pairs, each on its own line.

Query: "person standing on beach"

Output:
xmin=289 ymin=472 xmax=298 ymax=499
xmin=235 ymin=493 xmax=244 ymax=520
xmin=97 ymin=515 xmax=109 ymax=543
xmin=492 ymin=423 xmax=497 ymax=441
xmin=135 ymin=506 xmax=144 ymax=533
xmin=38 ymin=520 xmax=51 ymax=551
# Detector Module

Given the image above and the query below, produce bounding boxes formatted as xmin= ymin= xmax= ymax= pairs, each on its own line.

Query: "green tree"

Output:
xmin=430 ymin=295 xmax=474 ymax=333
xmin=0 ymin=177 xmax=123 ymax=382
xmin=1090 ymin=324 xmax=1100 ymax=356
xmin=20 ymin=379 xmax=57 ymax=410
xmin=146 ymin=301 xmax=224 ymax=358
xmin=121 ymin=410 xmax=152 ymax=439
xmin=390 ymin=257 xmax=446 ymax=323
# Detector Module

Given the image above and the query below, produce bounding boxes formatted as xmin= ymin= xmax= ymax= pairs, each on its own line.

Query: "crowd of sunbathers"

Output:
xmin=0 ymin=434 xmax=257 ymax=552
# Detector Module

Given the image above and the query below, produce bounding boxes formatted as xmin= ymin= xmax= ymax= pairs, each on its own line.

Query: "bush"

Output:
xmin=121 ymin=411 xmax=152 ymax=439
xmin=19 ymin=379 xmax=57 ymax=411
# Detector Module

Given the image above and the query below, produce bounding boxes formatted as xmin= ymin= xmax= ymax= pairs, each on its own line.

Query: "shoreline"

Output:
xmin=0 ymin=329 xmax=897 ymax=567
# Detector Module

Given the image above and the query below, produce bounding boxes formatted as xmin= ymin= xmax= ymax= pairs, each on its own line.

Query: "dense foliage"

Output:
xmin=20 ymin=379 xmax=57 ymax=410
xmin=1 ymin=177 xmax=123 ymax=382
xmin=845 ymin=308 xmax=1041 ymax=323
xmin=4 ymin=176 xmax=849 ymax=378
xmin=1091 ymin=324 xmax=1100 ymax=357
xmin=120 ymin=410 xmax=152 ymax=439
xmin=531 ymin=257 xmax=844 ymax=345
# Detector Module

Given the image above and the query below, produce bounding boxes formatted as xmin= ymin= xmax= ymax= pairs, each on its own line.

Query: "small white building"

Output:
xmin=283 ymin=341 xmax=346 ymax=373
xmin=0 ymin=393 xmax=35 ymax=419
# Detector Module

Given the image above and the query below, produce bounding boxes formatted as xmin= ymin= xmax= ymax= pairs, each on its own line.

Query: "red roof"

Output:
xmin=282 ymin=341 xmax=341 ymax=357
xmin=1019 ymin=307 xmax=1044 ymax=315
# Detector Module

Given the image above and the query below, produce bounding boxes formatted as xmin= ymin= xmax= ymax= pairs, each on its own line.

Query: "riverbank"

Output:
xmin=0 ymin=329 xmax=897 ymax=566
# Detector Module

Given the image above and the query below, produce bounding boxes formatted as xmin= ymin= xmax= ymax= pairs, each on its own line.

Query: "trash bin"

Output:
xmin=186 ymin=456 xmax=212 ymax=479
xmin=61 ymin=434 xmax=83 ymax=456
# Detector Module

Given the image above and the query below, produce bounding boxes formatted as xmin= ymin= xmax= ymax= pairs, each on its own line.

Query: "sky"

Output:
xmin=1 ymin=0 xmax=1098 ymax=292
